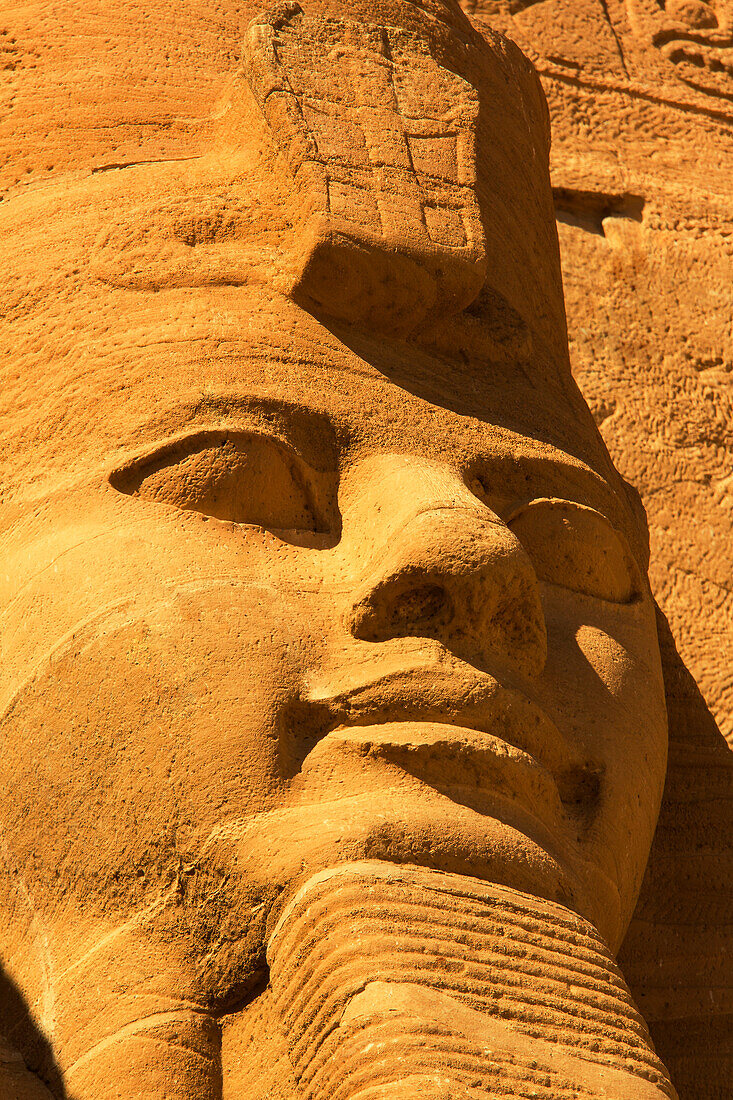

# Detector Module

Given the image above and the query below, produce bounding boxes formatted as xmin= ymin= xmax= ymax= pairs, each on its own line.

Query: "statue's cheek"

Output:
xmin=0 ymin=585 xmax=314 ymax=915
xmin=535 ymin=586 xmax=667 ymax=938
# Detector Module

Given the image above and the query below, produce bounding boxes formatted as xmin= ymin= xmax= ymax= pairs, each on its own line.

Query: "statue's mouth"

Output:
xmin=297 ymin=660 xmax=602 ymax=828
xmin=198 ymin=657 xmax=613 ymax=946
xmin=307 ymin=720 xmax=570 ymax=836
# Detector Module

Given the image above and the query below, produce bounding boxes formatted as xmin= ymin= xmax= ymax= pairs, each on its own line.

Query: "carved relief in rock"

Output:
xmin=1 ymin=0 xmax=726 ymax=1097
xmin=625 ymin=0 xmax=733 ymax=96
xmin=463 ymin=3 xmax=733 ymax=1097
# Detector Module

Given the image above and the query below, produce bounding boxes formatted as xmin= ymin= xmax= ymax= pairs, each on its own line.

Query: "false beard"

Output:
xmin=262 ymin=860 xmax=676 ymax=1100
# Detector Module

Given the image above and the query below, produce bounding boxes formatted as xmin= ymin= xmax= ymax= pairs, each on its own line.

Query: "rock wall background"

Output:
xmin=465 ymin=2 xmax=733 ymax=1094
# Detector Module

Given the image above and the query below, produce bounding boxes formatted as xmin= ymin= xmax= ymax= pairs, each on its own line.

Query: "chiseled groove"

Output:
xmin=273 ymin=904 xmax=630 ymax=990
xmin=295 ymin=1012 xmax=660 ymax=1087
xmin=278 ymin=967 xmax=662 ymax=1090
xmin=273 ymin=939 xmax=652 ymax=1054
xmin=279 ymin=963 xmax=656 ymax=1079
xmin=272 ymin=888 xmax=622 ymax=963
xmin=270 ymin=946 xmax=638 ymax=1038
xmin=323 ymin=1059 xmax=591 ymax=1100
xmin=297 ymin=1006 xmax=664 ymax=1093
xmin=271 ymin=907 xmax=633 ymax=1006
xmin=306 ymin=1024 xmax=604 ymax=1100
xmin=306 ymin=1023 xmax=673 ymax=1100
xmin=274 ymin=931 xmax=642 ymax=1023
xmin=271 ymin=882 xmax=615 ymax=950
xmin=348 ymin=1084 xmax=589 ymax=1100
xmin=274 ymin=951 xmax=651 ymax=1050
xmin=269 ymin=879 xmax=575 ymax=933
xmin=348 ymin=1082 xmax=589 ymax=1100
xmin=274 ymin=874 xmax=601 ymax=935
xmin=270 ymin=893 xmax=625 ymax=981
xmin=268 ymin=869 xmax=675 ymax=1099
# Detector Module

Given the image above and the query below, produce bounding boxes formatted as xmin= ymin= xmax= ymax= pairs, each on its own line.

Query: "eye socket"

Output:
xmin=506 ymin=498 xmax=640 ymax=604
xmin=110 ymin=431 xmax=339 ymax=545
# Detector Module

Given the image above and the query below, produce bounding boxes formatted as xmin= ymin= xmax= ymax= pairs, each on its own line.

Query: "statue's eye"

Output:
xmin=110 ymin=432 xmax=338 ymax=544
xmin=506 ymin=498 xmax=640 ymax=604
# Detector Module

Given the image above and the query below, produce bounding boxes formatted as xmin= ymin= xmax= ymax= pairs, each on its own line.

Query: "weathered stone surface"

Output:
xmin=463 ymin=3 xmax=733 ymax=1095
xmin=0 ymin=0 xmax=727 ymax=1097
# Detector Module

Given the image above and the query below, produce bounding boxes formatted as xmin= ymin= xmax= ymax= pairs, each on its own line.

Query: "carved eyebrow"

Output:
xmin=468 ymin=452 xmax=639 ymax=548
xmin=526 ymin=460 xmax=621 ymax=508
xmin=470 ymin=452 xmax=613 ymax=500
xmin=519 ymin=463 xmax=645 ymax=569
xmin=117 ymin=397 xmax=339 ymax=474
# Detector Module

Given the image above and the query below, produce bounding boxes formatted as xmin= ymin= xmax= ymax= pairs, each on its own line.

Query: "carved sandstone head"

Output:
xmin=0 ymin=0 xmax=666 ymax=1032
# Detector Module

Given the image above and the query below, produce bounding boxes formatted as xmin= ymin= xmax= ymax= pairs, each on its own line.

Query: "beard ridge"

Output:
xmin=266 ymin=860 xmax=676 ymax=1099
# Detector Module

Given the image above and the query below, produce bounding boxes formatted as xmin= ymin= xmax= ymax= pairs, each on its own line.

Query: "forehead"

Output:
xmin=0 ymin=272 xmax=629 ymax=522
xmin=0 ymin=183 xmax=644 ymax=567
xmin=1 ymin=167 xmax=612 ymax=476
xmin=0 ymin=8 xmax=632 ymax=542
xmin=0 ymin=205 xmax=599 ymax=453
xmin=0 ymin=0 xmax=258 ymax=201
xmin=2 ymin=160 xmax=591 ymax=446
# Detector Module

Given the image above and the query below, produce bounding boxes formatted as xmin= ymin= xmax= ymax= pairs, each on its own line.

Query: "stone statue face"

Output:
xmin=1 ymin=276 xmax=666 ymax=957
xmin=0 ymin=3 xmax=666 ymax=1021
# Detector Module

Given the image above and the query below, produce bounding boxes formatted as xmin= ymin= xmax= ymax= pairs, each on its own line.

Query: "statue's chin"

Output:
xmin=209 ymin=780 xmax=624 ymax=952
xmin=254 ymin=861 xmax=676 ymax=1100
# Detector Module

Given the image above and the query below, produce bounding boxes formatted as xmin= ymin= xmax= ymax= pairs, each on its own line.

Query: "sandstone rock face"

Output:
xmin=463 ymin=2 xmax=733 ymax=1095
xmin=0 ymin=0 xmax=724 ymax=1097
xmin=467 ymin=0 xmax=733 ymax=745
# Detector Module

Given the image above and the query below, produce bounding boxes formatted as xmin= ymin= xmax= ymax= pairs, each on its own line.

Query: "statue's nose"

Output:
xmin=343 ymin=457 xmax=547 ymax=680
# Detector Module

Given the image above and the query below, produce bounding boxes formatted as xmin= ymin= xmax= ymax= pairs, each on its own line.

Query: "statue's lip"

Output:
xmin=314 ymin=720 xmax=569 ymax=832
xmin=300 ymin=664 xmax=603 ymax=835
xmin=305 ymin=664 xmax=582 ymax=781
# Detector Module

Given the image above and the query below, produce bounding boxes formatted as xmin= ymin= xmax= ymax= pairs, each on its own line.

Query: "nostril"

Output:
xmin=351 ymin=581 xmax=455 ymax=644
xmin=388 ymin=583 xmax=453 ymax=636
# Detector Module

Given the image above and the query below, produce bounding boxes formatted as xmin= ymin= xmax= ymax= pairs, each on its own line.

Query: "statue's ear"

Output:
xmin=622 ymin=478 xmax=650 ymax=573
xmin=89 ymin=192 xmax=258 ymax=293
